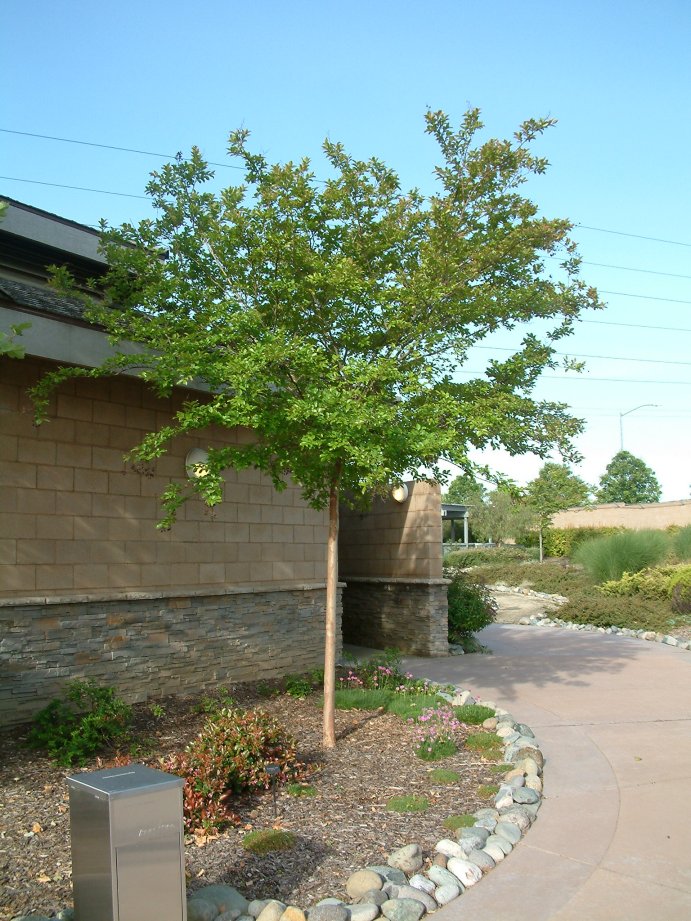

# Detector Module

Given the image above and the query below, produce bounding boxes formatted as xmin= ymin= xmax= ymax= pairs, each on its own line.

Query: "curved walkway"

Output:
xmin=403 ymin=623 xmax=691 ymax=921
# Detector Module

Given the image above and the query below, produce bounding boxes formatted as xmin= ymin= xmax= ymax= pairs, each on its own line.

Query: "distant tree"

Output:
xmin=444 ymin=473 xmax=487 ymax=507
xmin=32 ymin=110 xmax=599 ymax=749
xmin=526 ymin=462 xmax=591 ymax=561
xmin=597 ymin=451 xmax=662 ymax=504
xmin=471 ymin=487 xmax=534 ymax=545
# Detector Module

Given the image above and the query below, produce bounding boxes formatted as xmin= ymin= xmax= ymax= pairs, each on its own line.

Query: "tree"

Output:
xmin=526 ymin=462 xmax=591 ymax=561
xmin=470 ymin=487 xmax=535 ymax=545
xmin=444 ymin=473 xmax=487 ymax=507
xmin=597 ymin=451 xmax=662 ymax=504
xmin=33 ymin=109 xmax=599 ymax=748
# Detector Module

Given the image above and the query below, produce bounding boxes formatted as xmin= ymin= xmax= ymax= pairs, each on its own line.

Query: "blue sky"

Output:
xmin=2 ymin=0 xmax=690 ymax=499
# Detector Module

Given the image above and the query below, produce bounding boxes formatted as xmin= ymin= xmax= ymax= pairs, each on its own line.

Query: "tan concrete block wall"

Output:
xmin=0 ymin=357 xmax=328 ymax=600
xmin=339 ymin=481 xmax=443 ymax=579
xmin=551 ymin=500 xmax=691 ymax=531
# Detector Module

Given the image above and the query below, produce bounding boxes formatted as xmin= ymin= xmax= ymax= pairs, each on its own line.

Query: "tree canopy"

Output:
xmin=33 ymin=109 xmax=600 ymax=746
xmin=597 ymin=451 xmax=662 ymax=504
xmin=526 ymin=462 xmax=591 ymax=560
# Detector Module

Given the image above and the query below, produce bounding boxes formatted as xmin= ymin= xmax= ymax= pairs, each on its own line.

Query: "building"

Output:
xmin=0 ymin=198 xmax=447 ymax=727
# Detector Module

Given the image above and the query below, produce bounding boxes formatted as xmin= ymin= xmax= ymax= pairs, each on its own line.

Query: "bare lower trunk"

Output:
xmin=323 ymin=483 xmax=339 ymax=750
xmin=539 ymin=526 xmax=544 ymax=563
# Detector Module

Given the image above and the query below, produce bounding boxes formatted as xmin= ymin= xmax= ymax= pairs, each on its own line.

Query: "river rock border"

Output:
xmin=12 ymin=687 xmax=544 ymax=921
xmin=489 ymin=583 xmax=691 ymax=651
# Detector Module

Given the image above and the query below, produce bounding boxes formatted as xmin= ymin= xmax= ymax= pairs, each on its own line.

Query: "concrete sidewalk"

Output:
xmin=403 ymin=624 xmax=691 ymax=921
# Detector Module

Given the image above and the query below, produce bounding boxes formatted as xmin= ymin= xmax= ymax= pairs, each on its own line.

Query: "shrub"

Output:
xmin=574 ymin=530 xmax=670 ymax=583
xmin=443 ymin=814 xmax=475 ymax=831
xmin=387 ymin=794 xmax=430 ymax=813
xmin=672 ymin=526 xmax=691 ymax=562
xmin=242 ymin=829 xmax=296 ymax=854
xmin=669 ymin=568 xmax=691 ymax=614
xmin=284 ymin=674 xmax=313 ymax=698
xmin=410 ymin=705 xmax=461 ymax=761
xmin=444 ymin=546 xmax=536 ymax=569
xmin=28 ymin=679 xmax=132 ymax=767
xmin=454 ymin=704 xmax=495 ymax=725
xmin=539 ymin=527 xmax=622 ymax=559
xmin=163 ymin=706 xmax=305 ymax=833
xmin=428 ymin=768 xmax=460 ymax=784
xmin=447 ymin=572 xmax=497 ymax=641
xmin=558 ymin=589 xmax=674 ymax=632
xmin=464 ymin=732 xmax=503 ymax=761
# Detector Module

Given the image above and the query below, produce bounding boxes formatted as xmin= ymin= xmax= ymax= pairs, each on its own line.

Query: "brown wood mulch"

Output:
xmin=0 ymin=684 xmax=501 ymax=921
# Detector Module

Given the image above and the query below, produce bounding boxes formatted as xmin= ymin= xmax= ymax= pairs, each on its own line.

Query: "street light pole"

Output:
xmin=619 ymin=404 xmax=659 ymax=451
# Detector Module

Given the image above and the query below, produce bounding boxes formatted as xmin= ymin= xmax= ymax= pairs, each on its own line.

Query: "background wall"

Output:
xmin=552 ymin=501 xmax=691 ymax=531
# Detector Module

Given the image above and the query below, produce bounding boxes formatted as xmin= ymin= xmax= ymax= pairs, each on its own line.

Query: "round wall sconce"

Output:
xmin=185 ymin=448 xmax=210 ymax=478
xmin=391 ymin=483 xmax=409 ymax=503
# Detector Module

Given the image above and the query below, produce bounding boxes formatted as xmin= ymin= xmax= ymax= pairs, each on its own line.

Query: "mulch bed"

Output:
xmin=0 ymin=683 xmax=500 ymax=921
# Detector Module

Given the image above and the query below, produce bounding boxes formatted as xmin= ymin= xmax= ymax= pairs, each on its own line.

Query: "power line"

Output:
xmin=575 ymin=223 xmax=691 ymax=249
xmin=458 ymin=370 xmax=690 ymax=386
xmin=578 ymin=260 xmax=691 ymax=281
xmin=599 ymin=289 xmax=691 ymax=305
xmin=581 ymin=319 xmax=691 ymax=333
xmin=3 ymin=127 xmax=691 ymax=250
xmin=0 ymin=175 xmax=149 ymax=200
xmin=474 ymin=345 xmax=691 ymax=367
xmin=0 ymin=128 xmax=243 ymax=172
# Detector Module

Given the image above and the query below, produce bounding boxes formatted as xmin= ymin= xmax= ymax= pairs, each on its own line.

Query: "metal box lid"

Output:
xmin=67 ymin=763 xmax=184 ymax=799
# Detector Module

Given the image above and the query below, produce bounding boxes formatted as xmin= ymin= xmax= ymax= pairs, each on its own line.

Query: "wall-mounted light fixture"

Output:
xmin=391 ymin=483 xmax=409 ymax=503
xmin=185 ymin=448 xmax=210 ymax=478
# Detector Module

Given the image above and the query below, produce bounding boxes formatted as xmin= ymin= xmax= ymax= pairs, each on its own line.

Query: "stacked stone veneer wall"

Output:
xmin=341 ymin=578 xmax=448 ymax=656
xmin=551 ymin=500 xmax=691 ymax=531
xmin=339 ymin=482 xmax=448 ymax=655
xmin=1 ymin=584 xmax=342 ymax=727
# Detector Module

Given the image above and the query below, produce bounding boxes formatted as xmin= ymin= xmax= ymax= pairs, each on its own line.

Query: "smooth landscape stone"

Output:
xmin=395 ymin=885 xmax=437 ymax=912
xmin=432 ymin=852 xmax=447 ymax=867
xmin=508 ymin=774 xmax=525 ymax=789
xmin=467 ymin=848 xmax=496 ymax=873
xmin=474 ymin=815 xmax=497 ymax=831
xmin=317 ymin=900 xmax=346 ymax=907
xmin=525 ymin=774 xmax=543 ymax=793
xmin=219 ymin=912 xmax=246 ymax=921
xmin=309 ymin=905 xmax=349 ymax=921
xmin=503 ymin=767 xmax=525 ymax=782
xmin=408 ymin=875 xmax=436 ymax=896
xmin=494 ymin=785 xmax=514 ymax=810
xmin=367 ymin=867 xmax=408 ymax=886
xmin=515 ymin=747 xmax=544 ymax=770
xmin=512 ymin=786 xmax=540 ymax=805
xmin=187 ymin=900 xmax=217 ymax=921
xmin=483 ymin=842 xmax=506 ymax=863
xmin=280 ymin=908 xmax=306 ymax=921
xmin=194 ymin=885 xmax=250 ymax=916
xmin=515 ymin=756 xmax=540 ymax=777
xmin=486 ymin=834 xmax=512 ymax=855
xmin=434 ymin=837 xmax=466 ymax=859
xmin=257 ymin=902 xmax=289 ymax=921
xmin=434 ymin=883 xmax=462 ymax=906
xmin=350 ymin=904 xmax=381 ymax=921
xmin=474 ymin=807 xmax=499 ymax=821
xmin=382 ymin=882 xmax=399 ymax=898
xmin=388 ymin=844 xmax=423 ymax=875
xmin=57 ymin=913 xmax=74 ymax=921
xmin=358 ymin=890 xmax=388 ymax=907
xmin=495 ymin=821 xmax=522 ymax=845
xmin=482 ymin=717 xmax=498 ymax=730
xmin=516 ymin=723 xmax=534 ymax=737
xmin=496 ymin=725 xmax=517 ymax=738
xmin=427 ymin=864 xmax=464 ymax=890
xmin=498 ymin=808 xmax=532 ymax=832
xmin=347 ymin=870 xmax=384 ymax=899
xmin=381 ymin=898 xmax=425 ymax=921
xmin=457 ymin=827 xmax=490 ymax=850
xmin=250 ymin=901 xmax=274 ymax=918
xmin=446 ymin=857 xmax=483 ymax=887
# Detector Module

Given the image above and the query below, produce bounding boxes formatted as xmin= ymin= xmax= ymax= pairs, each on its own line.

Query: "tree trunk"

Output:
xmin=323 ymin=481 xmax=339 ymax=750
xmin=538 ymin=526 xmax=544 ymax=564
